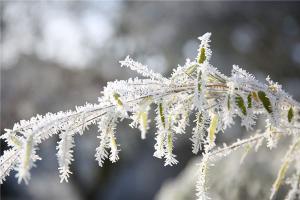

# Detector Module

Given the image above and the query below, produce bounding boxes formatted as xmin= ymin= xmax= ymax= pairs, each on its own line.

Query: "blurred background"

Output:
xmin=1 ymin=1 xmax=300 ymax=200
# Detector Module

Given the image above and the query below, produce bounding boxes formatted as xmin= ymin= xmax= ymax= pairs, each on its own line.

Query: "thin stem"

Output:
xmin=209 ymin=134 xmax=264 ymax=158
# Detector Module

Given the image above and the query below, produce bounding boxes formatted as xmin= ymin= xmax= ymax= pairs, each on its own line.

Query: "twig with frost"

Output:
xmin=1 ymin=33 xmax=300 ymax=200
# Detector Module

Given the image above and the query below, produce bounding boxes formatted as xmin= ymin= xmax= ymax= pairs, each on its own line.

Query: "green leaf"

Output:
xmin=197 ymin=112 xmax=203 ymax=124
xmin=113 ymin=92 xmax=123 ymax=106
xmin=198 ymin=48 xmax=206 ymax=64
xmin=235 ymin=95 xmax=247 ymax=115
xmin=159 ymin=103 xmax=165 ymax=128
xmin=251 ymin=91 xmax=259 ymax=102
xmin=167 ymin=131 xmax=173 ymax=152
xmin=185 ymin=64 xmax=198 ymax=75
xmin=288 ymin=107 xmax=294 ymax=123
xmin=208 ymin=114 xmax=218 ymax=145
xmin=257 ymin=91 xmax=272 ymax=113
xmin=247 ymin=93 xmax=252 ymax=108
xmin=9 ymin=135 xmax=22 ymax=147
xmin=197 ymin=70 xmax=202 ymax=92
xmin=227 ymin=95 xmax=231 ymax=110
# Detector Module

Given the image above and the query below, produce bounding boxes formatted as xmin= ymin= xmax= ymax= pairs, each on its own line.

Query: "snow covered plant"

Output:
xmin=1 ymin=33 xmax=300 ymax=199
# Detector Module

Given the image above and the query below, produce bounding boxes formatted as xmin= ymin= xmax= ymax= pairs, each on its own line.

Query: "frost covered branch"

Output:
xmin=1 ymin=33 xmax=300 ymax=199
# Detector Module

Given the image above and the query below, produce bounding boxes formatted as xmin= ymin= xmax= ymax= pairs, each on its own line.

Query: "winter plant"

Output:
xmin=1 ymin=33 xmax=300 ymax=200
